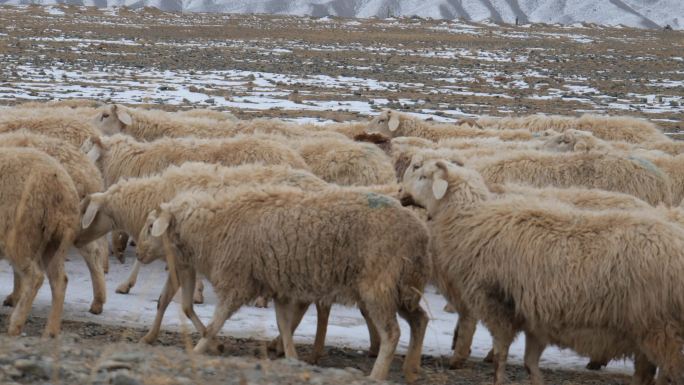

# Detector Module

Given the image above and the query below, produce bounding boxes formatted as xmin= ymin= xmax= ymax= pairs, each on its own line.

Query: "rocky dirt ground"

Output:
xmin=0 ymin=5 xmax=678 ymax=384
xmin=0 ymin=316 xmax=631 ymax=385
xmin=0 ymin=5 xmax=682 ymax=132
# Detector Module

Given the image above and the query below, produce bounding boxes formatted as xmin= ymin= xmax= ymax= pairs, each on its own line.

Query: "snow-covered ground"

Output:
xmin=0 ymin=246 xmax=634 ymax=375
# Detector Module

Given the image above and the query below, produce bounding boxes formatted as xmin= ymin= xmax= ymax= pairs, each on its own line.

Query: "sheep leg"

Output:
xmin=523 ymin=332 xmax=546 ymax=385
xmin=586 ymin=358 xmax=608 ymax=371
xmin=116 ymin=259 xmax=141 ymax=294
xmin=398 ymin=305 xmax=429 ymax=384
xmin=269 ymin=300 xmax=310 ymax=357
xmin=193 ymin=276 xmax=204 ymax=304
xmin=274 ymin=298 xmax=299 ymax=359
xmin=78 ymin=238 xmax=107 ymax=315
xmin=7 ymin=262 xmax=43 ymax=336
xmin=359 ymin=302 xmax=380 ymax=357
xmin=194 ymin=297 xmax=240 ymax=354
xmin=43 ymin=256 xmax=68 ymax=338
xmin=450 ymin=310 xmax=477 ymax=369
xmin=179 ymin=267 xmax=206 ymax=337
xmin=140 ymin=272 xmax=179 ymax=344
xmin=111 ymin=230 xmax=128 ymax=263
xmin=490 ymin=325 xmax=516 ymax=385
xmin=363 ymin=301 xmax=400 ymax=381
xmin=639 ymin=332 xmax=684 ymax=385
xmin=3 ymin=269 xmax=21 ymax=307
xmin=309 ymin=302 xmax=330 ymax=364
xmin=631 ymin=352 xmax=657 ymax=385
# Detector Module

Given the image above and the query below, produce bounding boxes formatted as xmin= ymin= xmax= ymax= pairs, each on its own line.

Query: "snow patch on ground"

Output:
xmin=0 ymin=247 xmax=634 ymax=375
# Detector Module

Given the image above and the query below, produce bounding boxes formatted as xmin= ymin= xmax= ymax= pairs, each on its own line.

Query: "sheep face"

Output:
xmin=136 ymin=209 xmax=173 ymax=264
xmin=93 ymin=104 xmax=131 ymax=135
xmin=75 ymin=193 xmax=114 ymax=248
xmin=541 ymin=129 xmax=595 ymax=152
xmin=399 ymin=157 xmax=450 ymax=213
xmin=367 ymin=109 xmax=400 ymax=137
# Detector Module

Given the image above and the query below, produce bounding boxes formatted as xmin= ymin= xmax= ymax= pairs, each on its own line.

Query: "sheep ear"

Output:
xmin=151 ymin=213 xmax=171 ymax=237
xmin=388 ymin=112 xmax=400 ymax=131
xmin=432 ymin=160 xmax=450 ymax=199
xmin=432 ymin=178 xmax=448 ymax=200
xmin=82 ymin=198 xmax=101 ymax=229
xmin=87 ymin=143 xmax=102 ymax=162
xmin=116 ymin=105 xmax=133 ymax=126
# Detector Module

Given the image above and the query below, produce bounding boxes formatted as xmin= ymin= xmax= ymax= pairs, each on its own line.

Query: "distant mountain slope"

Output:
xmin=2 ymin=0 xmax=681 ymax=29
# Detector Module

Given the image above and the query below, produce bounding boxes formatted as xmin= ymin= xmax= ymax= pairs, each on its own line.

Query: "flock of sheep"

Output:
xmin=0 ymin=99 xmax=683 ymax=384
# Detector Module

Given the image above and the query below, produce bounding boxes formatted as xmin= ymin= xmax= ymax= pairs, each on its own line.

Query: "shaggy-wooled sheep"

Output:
xmin=135 ymin=185 xmax=430 ymax=382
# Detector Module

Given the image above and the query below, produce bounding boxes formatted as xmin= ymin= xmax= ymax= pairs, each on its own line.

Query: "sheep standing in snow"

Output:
xmin=82 ymin=134 xmax=309 ymax=186
xmin=288 ymin=136 xmax=396 ymax=186
xmin=400 ymin=158 xmax=684 ymax=385
xmin=475 ymin=113 xmax=669 ymax=144
xmin=471 ymin=150 xmax=672 ymax=206
xmin=0 ymin=132 xmax=107 ymax=314
xmin=367 ymin=109 xmax=534 ymax=141
xmin=0 ymin=107 xmax=103 ymax=147
xmin=135 ymin=186 xmax=430 ymax=382
xmin=94 ymin=104 xmax=238 ymax=140
xmin=0 ymin=148 xmax=80 ymax=337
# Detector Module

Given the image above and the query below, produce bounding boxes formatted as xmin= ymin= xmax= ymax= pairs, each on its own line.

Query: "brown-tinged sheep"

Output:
xmin=476 ymin=113 xmax=669 ymax=144
xmin=400 ymin=158 xmax=684 ymax=385
xmin=0 ymin=107 xmax=102 ymax=147
xmin=471 ymin=150 xmax=672 ymax=206
xmin=175 ymin=108 xmax=239 ymax=122
xmin=291 ymin=137 xmax=396 ymax=186
xmin=0 ymin=148 xmax=80 ymax=337
xmin=135 ymin=186 xmax=430 ymax=382
xmin=0 ymin=132 xmax=107 ymax=314
xmin=367 ymin=109 xmax=534 ymax=142
xmin=76 ymin=163 xmax=329 ymax=341
xmin=94 ymin=104 xmax=239 ymax=140
xmin=82 ymin=134 xmax=309 ymax=186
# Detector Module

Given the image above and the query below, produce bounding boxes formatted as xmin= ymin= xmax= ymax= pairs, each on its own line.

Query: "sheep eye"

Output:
xmin=412 ymin=164 xmax=420 ymax=170
xmin=102 ymin=113 xmax=109 ymax=118
xmin=419 ymin=175 xmax=426 ymax=180
xmin=378 ymin=119 xmax=385 ymax=123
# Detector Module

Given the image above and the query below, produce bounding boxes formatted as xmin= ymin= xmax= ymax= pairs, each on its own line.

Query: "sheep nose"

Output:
xmin=400 ymin=195 xmax=415 ymax=207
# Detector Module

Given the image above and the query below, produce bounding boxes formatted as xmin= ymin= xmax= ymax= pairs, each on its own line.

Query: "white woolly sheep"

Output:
xmin=288 ymin=136 xmax=396 ymax=186
xmin=0 ymin=107 xmax=103 ymax=147
xmin=175 ymin=108 xmax=239 ymax=122
xmin=476 ymin=113 xmax=669 ymax=144
xmin=135 ymin=185 xmax=430 ymax=382
xmin=0 ymin=132 xmax=107 ymax=314
xmin=0 ymin=148 xmax=80 ymax=337
xmin=367 ymin=109 xmax=534 ymax=142
xmin=82 ymin=134 xmax=309 ymax=186
xmin=400 ymin=158 xmax=684 ymax=385
xmin=470 ymin=150 xmax=672 ymax=206
xmin=94 ymin=104 xmax=238 ymax=140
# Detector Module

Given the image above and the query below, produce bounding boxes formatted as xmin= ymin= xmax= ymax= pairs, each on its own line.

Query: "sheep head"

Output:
xmin=137 ymin=207 xmax=177 ymax=265
xmin=75 ymin=192 xmax=114 ymax=248
xmin=541 ymin=129 xmax=600 ymax=153
xmin=400 ymin=157 xmax=487 ymax=216
xmin=367 ymin=109 xmax=401 ymax=137
xmin=93 ymin=104 xmax=132 ymax=135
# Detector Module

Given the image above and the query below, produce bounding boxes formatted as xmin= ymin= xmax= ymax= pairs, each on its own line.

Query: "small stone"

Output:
xmin=111 ymin=371 xmax=141 ymax=385
xmin=13 ymin=359 xmax=52 ymax=379
xmin=97 ymin=360 xmax=132 ymax=372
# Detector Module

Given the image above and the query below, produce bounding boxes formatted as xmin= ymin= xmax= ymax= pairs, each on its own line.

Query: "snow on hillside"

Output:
xmin=0 ymin=0 xmax=681 ymax=29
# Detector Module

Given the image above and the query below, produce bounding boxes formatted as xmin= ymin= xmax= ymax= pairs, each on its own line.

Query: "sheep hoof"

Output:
xmin=115 ymin=252 xmax=125 ymax=264
xmin=403 ymin=367 xmax=420 ymax=384
xmin=3 ymin=295 xmax=15 ymax=307
xmin=140 ymin=333 xmax=157 ymax=345
xmin=129 ymin=241 xmax=136 ymax=247
xmin=115 ymin=284 xmax=132 ymax=294
xmin=368 ymin=349 xmax=379 ymax=358
xmin=483 ymin=349 xmax=494 ymax=363
xmin=206 ymin=340 xmax=225 ymax=355
xmin=193 ymin=293 xmax=204 ymax=304
xmin=443 ymin=303 xmax=457 ymax=313
xmin=89 ymin=302 xmax=103 ymax=315
xmin=449 ymin=358 xmax=467 ymax=370
xmin=586 ymin=360 xmax=606 ymax=371
xmin=307 ymin=355 xmax=322 ymax=365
